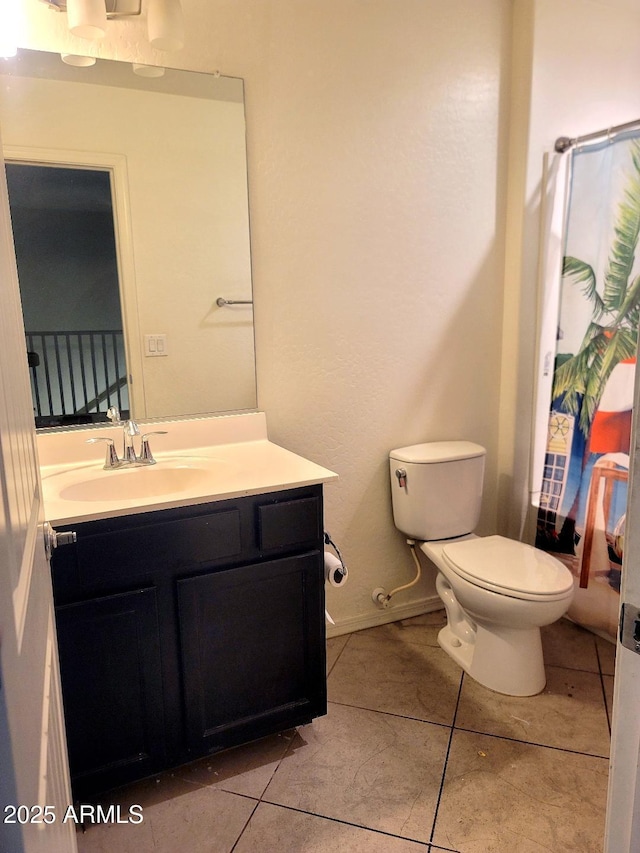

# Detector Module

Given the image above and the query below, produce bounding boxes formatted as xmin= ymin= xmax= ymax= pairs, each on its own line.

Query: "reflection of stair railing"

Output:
xmin=77 ymin=375 xmax=129 ymax=417
xmin=25 ymin=330 xmax=129 ymax=427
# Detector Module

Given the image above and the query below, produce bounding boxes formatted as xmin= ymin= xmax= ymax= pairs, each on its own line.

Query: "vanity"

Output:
xmin=39 ymin=413 xmax=337 ymax=799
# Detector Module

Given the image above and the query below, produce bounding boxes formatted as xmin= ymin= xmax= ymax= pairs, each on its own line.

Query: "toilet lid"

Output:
xmin=441 ymin=535 xmax=574 ymax=598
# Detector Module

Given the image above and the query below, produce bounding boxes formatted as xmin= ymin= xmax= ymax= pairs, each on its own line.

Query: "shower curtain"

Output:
xmin=535 ymin=133 xmax=640 ymax=642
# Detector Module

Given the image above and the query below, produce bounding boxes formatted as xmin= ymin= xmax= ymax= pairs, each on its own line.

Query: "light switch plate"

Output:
xmin=144 ymin=334 xmax=168 ymax=357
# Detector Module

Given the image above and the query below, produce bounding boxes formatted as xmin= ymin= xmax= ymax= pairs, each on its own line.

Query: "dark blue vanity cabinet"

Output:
xmin=49 ymin=484 xmax=327 ymax=799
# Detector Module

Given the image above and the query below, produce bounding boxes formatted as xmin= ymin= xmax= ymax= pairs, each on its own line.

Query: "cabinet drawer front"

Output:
xmin=75 ymin=509 xmax=242 ymax=587
xmin=257 ymin=496 xmax=321 ymax=551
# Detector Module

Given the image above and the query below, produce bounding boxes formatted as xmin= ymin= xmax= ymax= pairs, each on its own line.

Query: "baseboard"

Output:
xmin=325 ymin=595 xmax=443 ymax=639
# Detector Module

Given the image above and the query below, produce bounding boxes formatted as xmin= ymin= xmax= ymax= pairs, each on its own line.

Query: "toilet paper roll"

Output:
xmin=325 ymin=550 xmax=348 ymax=588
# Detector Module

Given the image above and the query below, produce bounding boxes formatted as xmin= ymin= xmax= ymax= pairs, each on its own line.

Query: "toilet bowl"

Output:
xmin=389 ymin=441 xmax=575 ymax=696
xmin=422 ymin=535 xmax=574 ymax=696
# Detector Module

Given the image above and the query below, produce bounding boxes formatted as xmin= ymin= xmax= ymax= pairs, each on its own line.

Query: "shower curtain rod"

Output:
xmin=555 ymin=117 xmax=640 ymax=153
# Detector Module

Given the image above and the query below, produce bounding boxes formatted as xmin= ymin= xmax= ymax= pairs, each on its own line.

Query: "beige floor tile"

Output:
xmin=234 ymin=802 xmax=431 ymax=852
xmin=172 ymin=730 xmax=294 ymax=798
xmin=357 ymin=611 xmax=447 ymax=648
xmin=84 ymin=769 xmax=209 ymax=810
xmin=595 ymin=634 xmax=616 ymax=676
xmin=432 ymin=730 xmax=608 ymax=853
xmin=77 ymin=786 xmax=256 ymax=853
xmin=541 ymin=618 xmax=599 ymax=672
xmin=328 ymin=628 xmax=462 ymax=724
xmin=326 ymin=634 xmax=350 ymax=673
xmin=456 ymin=666 xmax=610 ymax=756
xmin=263 ymin=702 xmax=449 ymax=843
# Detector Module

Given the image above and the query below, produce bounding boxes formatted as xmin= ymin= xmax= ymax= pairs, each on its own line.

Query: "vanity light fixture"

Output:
xmin=132 ymin=62 xmax=165 ymax=77
xmin=66 ymin=0 xmax=107 ymax=39
xmin=0 ymin=0 xmax=21 ymax=57
xmin=38 ymin=0 xmax=184 ymax=51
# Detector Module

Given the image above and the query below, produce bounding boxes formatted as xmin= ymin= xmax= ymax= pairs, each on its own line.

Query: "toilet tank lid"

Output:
xmin=389 ymin=441 xmax=486 ymax=464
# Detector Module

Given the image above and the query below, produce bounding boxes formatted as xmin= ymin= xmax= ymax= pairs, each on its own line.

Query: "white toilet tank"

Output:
xmin=389 ymin=441 xmax=486 ymax=540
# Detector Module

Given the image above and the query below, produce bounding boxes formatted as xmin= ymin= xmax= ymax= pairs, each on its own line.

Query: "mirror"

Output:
xmin=0 ymin=49 xmax=256 ymax=427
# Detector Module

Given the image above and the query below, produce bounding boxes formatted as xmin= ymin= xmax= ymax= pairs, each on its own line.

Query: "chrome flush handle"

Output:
xmin=395 ymin=468 xmax=407 ymax=488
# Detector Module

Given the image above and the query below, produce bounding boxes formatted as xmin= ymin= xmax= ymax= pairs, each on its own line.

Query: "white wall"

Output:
xmin=16 ymin=0 xmax=512 ymax=633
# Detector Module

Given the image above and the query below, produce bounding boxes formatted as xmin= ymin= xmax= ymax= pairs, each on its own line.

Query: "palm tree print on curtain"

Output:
xmin=536 ymin=136 xmax=640 ymax=641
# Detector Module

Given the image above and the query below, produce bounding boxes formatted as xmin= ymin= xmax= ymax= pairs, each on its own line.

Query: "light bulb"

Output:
xmin=0 ymin=0 xmax=20 ymax=57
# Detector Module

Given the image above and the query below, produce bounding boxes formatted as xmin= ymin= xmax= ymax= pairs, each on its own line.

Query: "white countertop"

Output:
xmin=39 ymin=413 xmax=338 ymax=526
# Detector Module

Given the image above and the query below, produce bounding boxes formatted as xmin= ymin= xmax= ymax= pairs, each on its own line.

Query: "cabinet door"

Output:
xmin=55 ymin=587 xmax=165 ymax=797
xmin=177 ymin=552 xmax=326 ymax=754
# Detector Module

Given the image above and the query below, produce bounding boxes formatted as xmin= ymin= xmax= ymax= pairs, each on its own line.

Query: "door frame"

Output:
xmin=0 ymin=132 xmax=77 ymax=852
xmin=4 ymin=145 xmax=146 ymax=420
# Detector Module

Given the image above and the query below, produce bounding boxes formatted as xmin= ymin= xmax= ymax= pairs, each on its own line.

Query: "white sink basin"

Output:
xmin=46 ymin=459 xmax=220 ymax=503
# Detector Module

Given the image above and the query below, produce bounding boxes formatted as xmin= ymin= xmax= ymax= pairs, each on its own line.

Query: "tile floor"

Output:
xmin=77 ymin=612 xmax=614 ymax=852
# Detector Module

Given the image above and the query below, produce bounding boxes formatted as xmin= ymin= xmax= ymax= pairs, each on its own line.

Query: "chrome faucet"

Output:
xmin=87 ymin=408 xmax=167 ymax=469
xmin=122 ymin=419 xmax=141 ymax=463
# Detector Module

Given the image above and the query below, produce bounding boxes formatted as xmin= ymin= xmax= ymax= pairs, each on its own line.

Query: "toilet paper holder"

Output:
xmin=324 ymin=530 xmax=348 ymax=584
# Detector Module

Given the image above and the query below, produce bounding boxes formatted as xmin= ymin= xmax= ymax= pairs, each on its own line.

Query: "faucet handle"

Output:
xmin=87 ymin=437 xmax=120 ymax=469
xmin=139 ymin=431 xmax=168 ymax=464
xmin=106 ymin=406 xmax=121 ymax=424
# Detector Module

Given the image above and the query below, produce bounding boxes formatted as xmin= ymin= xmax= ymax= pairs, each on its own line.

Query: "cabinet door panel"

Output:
xmin=177 ymin=552 xmax=326 ymax=753
xmin=55 ymin=588 xmax=165 ymax=796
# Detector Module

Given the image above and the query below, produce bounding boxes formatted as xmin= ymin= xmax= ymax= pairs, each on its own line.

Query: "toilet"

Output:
xmin=389 ymin=441 xmax=574 ymax=696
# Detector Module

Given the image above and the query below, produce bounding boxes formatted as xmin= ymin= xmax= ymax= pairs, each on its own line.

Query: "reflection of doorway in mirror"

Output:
xmin=6 ymin=162 xmax=131 ymax=428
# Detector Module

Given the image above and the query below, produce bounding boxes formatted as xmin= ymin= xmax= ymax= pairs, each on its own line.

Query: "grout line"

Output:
xmin=256 ymin=799 xmax=431 ymax=848
xmin=451 ymin=724 xmax=611 ymax=760
xmin=256 ymin=730 xmax=301 ymax=799
xmin=326 ymin=698 xmax=454 ymax=732
xmin=326 ymin=633 xmax=352 ymax=678
xmin=325 ymin=697 xmax=608 ymax=759
xmin=428 ymin=671 xmax=464 ymax=846
xmin=229 ymin=799 xmax=260 ymax=853
xmin=545 ymin=660 xmax=606 ymax=676
xmin=595 ymin=640 xmax=613 ymax=734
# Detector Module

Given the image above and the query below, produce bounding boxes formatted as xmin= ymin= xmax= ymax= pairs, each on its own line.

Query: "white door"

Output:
xmin=0 ymin=131 xmax=77 ymax=851
xmin=604 ymin=360 xmax=640 ymax=851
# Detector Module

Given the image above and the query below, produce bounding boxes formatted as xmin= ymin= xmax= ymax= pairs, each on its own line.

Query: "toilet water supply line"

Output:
xmin=374 ymin=539 xmax=421 ymax=608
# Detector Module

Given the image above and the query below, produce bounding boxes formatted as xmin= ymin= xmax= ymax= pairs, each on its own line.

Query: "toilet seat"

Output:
xmin=442 ymin=535 xmax=574 ymax=602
